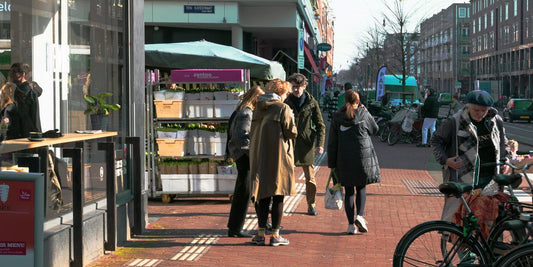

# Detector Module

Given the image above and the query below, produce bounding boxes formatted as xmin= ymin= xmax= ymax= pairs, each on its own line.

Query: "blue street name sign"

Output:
xmin=184 ymin=5 xmax=215 ymax=13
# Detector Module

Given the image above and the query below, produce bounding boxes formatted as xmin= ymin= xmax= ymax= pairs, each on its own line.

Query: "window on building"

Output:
xmin=514 ymin=0 xmax=518 ymax=16
xmin=513 ymin=22 xmax=520 ymax=42
xmin=506 ymin=3 xmax=509 ymax=20
xmin=461 ymin=27 xmax=465 ymax=37
xmin=459 ymin=7 xmax=467 ymax=18
xmin=473 ymin=20 xmax=476 ymax=34
xmin=479 ymin=17 xmax=482 ymax=32
xmin=462 ymin=45 xmax=469 ymax=54
xmin=489 ymin=31 xmax=495 ymax=48
xmin=484 ymin=34 xmax=488 ymax=50
xmin=527 ymin=18 xmax=530 ymax=39
xmin=484 ymin=13 xmax=487 ymax=29
xmin=0 ymin=0 xmax=130 ymax=218
xmin=504 ymin=25 xmax=510 ymax=43
xmin=491 ymin=10 xmax=494 ymax=27
xmin=473 ymin=39 xmax=477 ymax=53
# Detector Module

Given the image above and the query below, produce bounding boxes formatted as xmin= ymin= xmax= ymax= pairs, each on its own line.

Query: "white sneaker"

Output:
xmin=355 ymin=215 xmax=368 ymax=233
xmin=347 ymin=224 xmax=358 ymax=235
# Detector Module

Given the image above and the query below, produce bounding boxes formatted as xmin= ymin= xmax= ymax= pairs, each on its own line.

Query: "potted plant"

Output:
xmin=84 ymin=92 xmax=121 ymax=130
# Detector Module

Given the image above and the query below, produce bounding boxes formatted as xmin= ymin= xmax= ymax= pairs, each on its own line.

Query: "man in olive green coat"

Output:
xmin=285 ymin=73 xmax=326 ymax=216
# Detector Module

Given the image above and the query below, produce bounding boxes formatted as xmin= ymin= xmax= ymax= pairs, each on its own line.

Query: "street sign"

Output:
xmin=317 ymin=43 xmax=332 ymax=52
xmin=298 ymin=27 xmax=304 ymax=69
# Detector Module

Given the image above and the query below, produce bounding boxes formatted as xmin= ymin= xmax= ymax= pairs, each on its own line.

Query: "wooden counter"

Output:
xmin=0 ymin=132 xmax=118 ymax=154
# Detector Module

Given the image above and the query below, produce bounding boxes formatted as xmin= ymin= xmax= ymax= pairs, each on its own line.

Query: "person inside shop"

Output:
xmin=226 ymin=85 xmax=264 ymax=238
xmin=249 ymin=78 xmax=297 ymax=246
xmin=285 ymin=73 xmax=325 ymax=216
xmin=21 ymin=63 xmax=43 ymax=98
xmin=9 ymin=62 xmax=42 ymax=137
xmin=0 ymin=82 xmax=22 ymax=140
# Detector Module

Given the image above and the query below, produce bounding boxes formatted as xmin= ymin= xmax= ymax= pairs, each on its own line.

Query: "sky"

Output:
xmin=331 ymin=0 xmax=469 ymax=71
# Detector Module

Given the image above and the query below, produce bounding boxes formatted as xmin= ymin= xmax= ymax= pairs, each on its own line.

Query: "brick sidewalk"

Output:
xmin=88 ymin=139 xmax=446 ymax=267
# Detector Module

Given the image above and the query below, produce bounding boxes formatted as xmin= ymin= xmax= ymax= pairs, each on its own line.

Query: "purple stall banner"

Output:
xmin=171 ymin=69 xmax=244 ymax=83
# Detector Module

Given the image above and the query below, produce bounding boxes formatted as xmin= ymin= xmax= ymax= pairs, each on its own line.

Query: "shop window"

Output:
xmin=0 ymin=0 xmax=129 ymax=218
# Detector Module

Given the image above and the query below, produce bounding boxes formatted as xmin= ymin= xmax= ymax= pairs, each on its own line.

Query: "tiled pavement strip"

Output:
xmin=89 ymin=138 xmax=533 ymax=267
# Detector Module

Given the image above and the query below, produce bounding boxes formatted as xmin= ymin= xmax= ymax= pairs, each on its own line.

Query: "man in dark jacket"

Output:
xmin=285 ymin=73 xmax=326 ymax=216
xmin=9 ymin=63 xmax=42 ymax=137
xmin=418 ymin=88 xmax=439 ymax=147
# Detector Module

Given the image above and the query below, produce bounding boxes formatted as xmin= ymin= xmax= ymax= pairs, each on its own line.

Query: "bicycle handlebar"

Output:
xmin=517 ymin=150 xmax=533 ymax=156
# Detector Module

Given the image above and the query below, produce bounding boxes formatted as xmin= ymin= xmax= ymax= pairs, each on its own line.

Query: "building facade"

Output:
xmin=419 ymin=3 xmax=471 ymax=96
xmin=470 ymin=0 xmax=533 ymax=99
xmin=144 ymin=0 xmax=332 ymax=97
xmin=0 ymin=0 xmax=146 ymax=266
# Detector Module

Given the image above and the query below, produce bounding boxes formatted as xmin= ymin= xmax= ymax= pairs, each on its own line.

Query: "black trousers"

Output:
xmin=257 ymin=195 xmax=284 ymax=230
xmin=227 ymin=155 xmax=251 ymax=231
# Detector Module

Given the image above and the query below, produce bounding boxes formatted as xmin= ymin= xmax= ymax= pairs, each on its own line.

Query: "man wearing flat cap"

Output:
xmin=431 ymin=90 xmax=510 ymax=222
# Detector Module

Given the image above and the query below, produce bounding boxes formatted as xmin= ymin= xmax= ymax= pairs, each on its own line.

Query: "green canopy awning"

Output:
xmin=145 ymin=40 xmax=286 ymax=80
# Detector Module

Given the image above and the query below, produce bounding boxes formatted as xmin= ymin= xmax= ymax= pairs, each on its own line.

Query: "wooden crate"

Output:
xmin=156 ymin=138 xmax=185 ymax=156
xmin=154 ymin=100 xmax=183 ymax=118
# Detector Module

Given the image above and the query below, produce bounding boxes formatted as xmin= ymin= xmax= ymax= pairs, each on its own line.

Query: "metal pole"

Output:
xmin=126 ymin=136 xmax=143 ymax=235
xmin=63 ymin=148 xmax=83 ymax=267
xmin=98 ymin=142 xmax=116 ymax=251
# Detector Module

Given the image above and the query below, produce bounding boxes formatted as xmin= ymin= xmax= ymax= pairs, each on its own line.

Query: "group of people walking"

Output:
xmin=225 ymin=73 xmax=381 ymax=246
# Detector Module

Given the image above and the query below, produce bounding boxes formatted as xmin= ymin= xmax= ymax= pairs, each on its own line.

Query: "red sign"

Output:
xmin=0 ymin=180 xmax=34 ymax=259
xmin=171 ymin=69 xmax=244 ymax=83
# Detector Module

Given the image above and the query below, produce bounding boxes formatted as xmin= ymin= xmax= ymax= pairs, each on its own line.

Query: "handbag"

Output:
xmin=324 ymin=168 xmax=343 ymax=210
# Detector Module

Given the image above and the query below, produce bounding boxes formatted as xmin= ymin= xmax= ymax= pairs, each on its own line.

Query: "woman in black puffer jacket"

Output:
xmin=327 ymin=89 xmax=381 ymax=235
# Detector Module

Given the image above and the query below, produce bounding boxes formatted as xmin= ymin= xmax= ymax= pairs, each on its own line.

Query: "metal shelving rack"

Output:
xmin=145 ymin=69 xmax=250 ymax=202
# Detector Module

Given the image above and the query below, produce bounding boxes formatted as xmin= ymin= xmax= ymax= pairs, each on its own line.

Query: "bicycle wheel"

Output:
xmin=393 ymin=221 xmax=490 ymax=267
xmin=387 ymin=130 xmax=401 ymax=145
xmin=494 ymin=243 xmax=533 ymax=267
xmin=488 ymin=219 xmax=528 ymax=257
xmin=378 ymin=124 xmax=390 ymax=142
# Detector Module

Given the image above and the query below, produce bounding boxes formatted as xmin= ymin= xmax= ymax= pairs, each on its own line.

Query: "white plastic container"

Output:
xmin=214 ymin=100 xmax=239 ymax=118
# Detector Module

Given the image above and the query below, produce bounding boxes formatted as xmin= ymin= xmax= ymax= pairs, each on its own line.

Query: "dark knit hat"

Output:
xmin=466 ymin=90 xmax=494 ymax=107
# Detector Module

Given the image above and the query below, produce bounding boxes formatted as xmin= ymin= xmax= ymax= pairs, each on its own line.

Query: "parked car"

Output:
xmin=503 ymin=98 xmax=533 ymax=123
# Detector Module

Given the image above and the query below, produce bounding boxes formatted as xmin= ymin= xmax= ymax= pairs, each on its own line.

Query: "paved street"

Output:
xmin=86 ymin=109 xmax=533 ymax=267
xmin=88 ymin=138 xmax=447 ymax=267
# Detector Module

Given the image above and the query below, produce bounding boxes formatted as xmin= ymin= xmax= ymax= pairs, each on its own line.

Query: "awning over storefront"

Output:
xmin=145 ymin=40 xmax=286 ymax=80
xmin=304 ymin=46 xmax=320 ymax=82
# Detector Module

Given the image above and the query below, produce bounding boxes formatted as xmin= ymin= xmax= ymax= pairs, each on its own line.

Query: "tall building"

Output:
xmin=419 ymin=3 xmax=471 ymax=96
xmin=314 ymin=0 xmax=334 ymax=73
xmin=470 ymin=0 xmax=533 ymax=99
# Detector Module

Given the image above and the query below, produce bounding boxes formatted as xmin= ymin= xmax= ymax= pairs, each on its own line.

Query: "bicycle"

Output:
xmin=393 ymin=152 xmax=533 ymax=266
xmin=493 ymin=242 xmax=533 ymax=266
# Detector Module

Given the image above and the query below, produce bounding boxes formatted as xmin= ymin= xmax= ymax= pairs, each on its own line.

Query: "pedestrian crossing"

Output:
xmin=126 ymin=258 xmax=161 ymax=266
xmin=170 ymin=234 xmax=221 ymax=261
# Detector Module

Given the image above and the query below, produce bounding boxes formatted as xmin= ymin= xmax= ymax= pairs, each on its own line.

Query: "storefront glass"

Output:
xmin=1 ymin=0 xmax=129 ymax=218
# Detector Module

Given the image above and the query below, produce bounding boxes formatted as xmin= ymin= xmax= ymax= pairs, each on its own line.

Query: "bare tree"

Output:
xmin=380 ymin=0 xmax=426 ymax=103
xmin=358 ymin=23 xmax=385 ymax=90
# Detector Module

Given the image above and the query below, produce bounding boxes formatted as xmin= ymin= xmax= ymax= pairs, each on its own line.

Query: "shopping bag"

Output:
xmin=325 ymin=169 xmax=343 ymax=210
